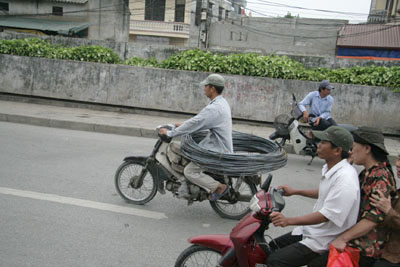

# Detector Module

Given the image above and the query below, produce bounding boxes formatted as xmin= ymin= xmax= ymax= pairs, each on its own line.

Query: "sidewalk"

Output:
xmin=0 ymin=99 xmax=399 ymax=162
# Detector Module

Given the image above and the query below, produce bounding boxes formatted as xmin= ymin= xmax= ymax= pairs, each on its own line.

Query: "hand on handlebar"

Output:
xmin=313 ymin=117 xmax=321 ymax=126
xmin=159 ymin=128 xmax=168 ymax=135
xmin=277 ymin=185 xmax=295 ymax=197
xmin=270 ymin=211 xmax=289 ymax=227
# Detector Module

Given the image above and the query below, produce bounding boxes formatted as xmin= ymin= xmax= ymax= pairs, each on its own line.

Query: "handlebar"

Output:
xmin=270 ymin=187 xmax=286 ymax=212
xmin=157 ymin=124 xmax=176 ymax=143
xmin=277 ymin=188 xmax=285 ymax=195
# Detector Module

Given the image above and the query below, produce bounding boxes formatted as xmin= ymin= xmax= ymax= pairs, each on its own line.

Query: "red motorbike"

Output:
xmin=175 ymin=174 xmax=285 ymax=267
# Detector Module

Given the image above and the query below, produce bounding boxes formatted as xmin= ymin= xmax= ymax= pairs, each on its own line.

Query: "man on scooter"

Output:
xmin=158 ymin=74 xmax=232 ymax=201
xmin=298 ymin=80 xmax=337 ymax=131
xmin=266 ymin=126 xmax=360 ymax=267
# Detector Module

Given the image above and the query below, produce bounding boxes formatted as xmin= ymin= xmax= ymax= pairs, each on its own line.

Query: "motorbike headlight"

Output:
xmin=249 ymin=195 xmax=261 ymax=212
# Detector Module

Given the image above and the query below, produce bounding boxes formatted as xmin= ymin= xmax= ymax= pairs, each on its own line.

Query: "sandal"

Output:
xmin=209 ymin=185 xmax=230 ymax=201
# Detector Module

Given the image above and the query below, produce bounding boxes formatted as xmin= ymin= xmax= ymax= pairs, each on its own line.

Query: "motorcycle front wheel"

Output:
xmin=175 ymin=245 xmax=222 ymax=267
xmin=210 ymin=180 xmax=257 ymax=220
xmin=114 ymin=160 xmax=157 ymax=205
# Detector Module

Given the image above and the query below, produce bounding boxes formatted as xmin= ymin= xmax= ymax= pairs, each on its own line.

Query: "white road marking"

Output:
xmin=0 ymin=187 xmax=167 ymax=220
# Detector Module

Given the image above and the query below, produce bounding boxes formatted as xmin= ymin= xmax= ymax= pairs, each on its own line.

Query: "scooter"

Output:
xmin=114 ymin=124 xmax=260 ymax=220
xmin=269 ymin=94 xmax=356 ymax=165
xmin=175 ymin=174 xmax=284 ymax=267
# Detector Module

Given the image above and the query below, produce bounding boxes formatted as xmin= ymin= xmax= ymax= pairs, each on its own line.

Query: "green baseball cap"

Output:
xmin=352 ymin=126 xmax=388 ymax=155
xmin=200 ymin=74 xmax=225 ymax=87
xmin=312 ymin=126 xmax=353 ymax=152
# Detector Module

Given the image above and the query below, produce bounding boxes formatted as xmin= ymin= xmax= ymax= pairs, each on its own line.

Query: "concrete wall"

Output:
xmin=208 ymin=17 xmax=348 ymax=57
xmin=88 ymin=0 xmax=130 ymax=42
xmin=2 ymin=32 xmax=400 ymax=69
xmin=0 ymin=54 xmax=399 ymax=135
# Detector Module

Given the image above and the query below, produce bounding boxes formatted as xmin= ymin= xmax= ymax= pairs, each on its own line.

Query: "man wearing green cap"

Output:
xmin=266 ymin=126 xmax=360 ymax=267
xmin=159 ymin=74 xmax=232 ymax=200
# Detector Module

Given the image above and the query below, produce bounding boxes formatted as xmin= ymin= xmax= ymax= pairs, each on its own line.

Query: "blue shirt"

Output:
xmin=166 ymin=95 xmax=233 ymax=153
xmin=298 ymin=91 xmax=334 ymax=122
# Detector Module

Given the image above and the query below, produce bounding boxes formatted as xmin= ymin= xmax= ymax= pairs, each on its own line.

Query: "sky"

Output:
xmin=245 ymin=0 xmax=372 ymax=23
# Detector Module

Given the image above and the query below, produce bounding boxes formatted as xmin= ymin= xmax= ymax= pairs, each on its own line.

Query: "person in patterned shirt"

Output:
xmin=308 ymin=126 xmax=397 ymax=267
xmin=370 ymin=154 xmax=400 ymax=267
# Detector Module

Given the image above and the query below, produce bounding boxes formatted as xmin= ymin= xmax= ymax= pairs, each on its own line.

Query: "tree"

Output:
xmin=284 ymin=11 xmax=294 ymax=18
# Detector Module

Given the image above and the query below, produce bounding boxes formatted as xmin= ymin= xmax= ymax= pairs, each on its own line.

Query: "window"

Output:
xmin=385 ymin=0 xmax=390 ymax=10
xmin=195 ymin=0 xmax=201 ymax=25
xmin=0 ymin=2 xmax=9 ymax=12
xmin=225 ymin=10 xmax=229 ymax=20
xmin=175 ymin=0 xmax=185 ymax=22
xmin=52 ymin=6 xmax=63 ymax=16
xmin=145 ymin=0 xmax=166 ymax=21
xmin=218 ymin=7 xmax=223 ymax=21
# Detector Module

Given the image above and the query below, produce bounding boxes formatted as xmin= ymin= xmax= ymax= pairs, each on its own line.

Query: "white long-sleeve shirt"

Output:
xmin=166 ymin=95 xmax=233 ymax=153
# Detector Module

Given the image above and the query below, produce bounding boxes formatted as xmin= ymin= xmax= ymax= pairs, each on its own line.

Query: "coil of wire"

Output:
xmin=181 ymin=131 xmax=287 ymax=176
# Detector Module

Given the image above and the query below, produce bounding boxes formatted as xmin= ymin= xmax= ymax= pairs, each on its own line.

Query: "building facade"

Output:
xmin=0 ymin=0 xmax=129 ymax=42
xmin=129 ymin=0 xmax=236 ymax=47
xmin=368 ymin=0 xmax=400 ymax=23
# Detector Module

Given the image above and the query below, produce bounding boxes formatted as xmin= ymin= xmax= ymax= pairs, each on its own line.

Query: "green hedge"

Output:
xmin=159 ymin=50 xmax=400 ymax=91
xmin=1 ymin=38 xmax=399 ymax=91
xmin=0 ymin=38 xmax=121 ymax=64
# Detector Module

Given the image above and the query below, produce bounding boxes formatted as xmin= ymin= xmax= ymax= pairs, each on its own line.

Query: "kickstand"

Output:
xmin=307 ymin=156 xmax=315 ymax=165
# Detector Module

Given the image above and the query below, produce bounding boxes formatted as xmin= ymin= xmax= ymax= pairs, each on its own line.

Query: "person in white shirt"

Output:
xmin=266 ymin=126 xmax=360 ymax=267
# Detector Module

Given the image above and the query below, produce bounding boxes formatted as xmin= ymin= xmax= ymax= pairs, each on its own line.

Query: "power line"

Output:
xmin=2 ymin=0 xmax=395 ymax=41
xmin=203 ymin=11 xmax=397 ymax=40
xmin=251 ymin=0 xmax=369 ymax=16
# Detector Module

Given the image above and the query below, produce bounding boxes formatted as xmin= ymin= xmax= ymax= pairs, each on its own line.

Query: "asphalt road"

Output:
xmin=0 ymin=121 xmax=327 ymax=267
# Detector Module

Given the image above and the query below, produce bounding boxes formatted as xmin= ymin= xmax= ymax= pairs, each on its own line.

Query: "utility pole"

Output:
xmin=199 ymin=0 xmax=209 ymax=49
xmin=387 ymin=0 xmax=394 ymax=22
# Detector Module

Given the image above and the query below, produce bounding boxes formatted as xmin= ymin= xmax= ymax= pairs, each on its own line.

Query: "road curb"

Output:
xmin=1 ymin=113 xmax=157 ymax=139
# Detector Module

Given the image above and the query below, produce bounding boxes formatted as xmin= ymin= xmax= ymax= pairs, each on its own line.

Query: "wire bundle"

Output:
xmin=181 ymin=131 xmax=287 ymax=176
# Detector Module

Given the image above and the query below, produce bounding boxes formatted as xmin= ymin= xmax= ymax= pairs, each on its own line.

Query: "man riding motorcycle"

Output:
xmin=299 ymin=80 xmax=337 ymax=131
xmin=159 ymin=73 xmax=232 ymax=201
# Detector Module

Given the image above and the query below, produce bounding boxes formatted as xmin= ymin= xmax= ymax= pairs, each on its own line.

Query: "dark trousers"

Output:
xmin=310 ymin=118 xmax=337 ymax=131
xmin=266 ymin=232 xmax=320 ymax=267
xmin=372 ymin=259 xmax=400 ymax=267
xmin=308 ymin=250 xmax=378 ymax=267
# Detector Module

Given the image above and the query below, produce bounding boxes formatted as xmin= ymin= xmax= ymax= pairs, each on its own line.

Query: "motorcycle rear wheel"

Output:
xmin=210 ymin=180 xmax=257 ymax=220
xmin=175 ymin=245 xmax=222 ymax=267
xmin=114 ymin=160 xmax=157 ymax=205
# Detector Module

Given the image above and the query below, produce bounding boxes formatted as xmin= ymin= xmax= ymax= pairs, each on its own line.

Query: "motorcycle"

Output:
xmin=114 ymin=124 xmax=260 ymax=220
xmin=175 ymin=174 xmax=284 ymax=267
xmin=269 ymin=94 xmax=357 ymax=165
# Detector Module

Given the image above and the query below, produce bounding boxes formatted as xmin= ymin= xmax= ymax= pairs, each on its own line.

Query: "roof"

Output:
xmin=0 ymin=17 xmax=89 ymax=36
xmin=337 ymin=24 xmax=400 ymax=49
xmin=48 ymin=0 xmax=88 ymax=4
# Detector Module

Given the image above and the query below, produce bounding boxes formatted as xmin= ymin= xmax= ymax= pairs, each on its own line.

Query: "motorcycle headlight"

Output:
xmin=249 ymin=195 xmax=261 ymax=212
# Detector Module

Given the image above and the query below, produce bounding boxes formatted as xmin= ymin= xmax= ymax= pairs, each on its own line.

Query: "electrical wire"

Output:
xmin=181 ymin=131 xmax=287 ymax=176
xmin=1 ymin=1 xmax=395 ymax=41
xmin=249 ymin=0 xmax=370 ymax=16
xmin=1 ymin=0 xmax=370 ymax=25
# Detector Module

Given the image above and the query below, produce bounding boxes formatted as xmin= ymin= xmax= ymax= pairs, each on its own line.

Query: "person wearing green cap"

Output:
xmin=159 ymin=74 xmax=232 ymax=200
xmin=308 ymin=127 xmax=398 ymax=267
xmin=266 ymin=126 xmax=360 ymax=267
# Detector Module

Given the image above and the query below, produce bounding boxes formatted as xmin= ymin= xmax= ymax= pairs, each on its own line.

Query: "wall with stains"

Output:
xmin=0 ymin=54 xmax=398 ymax=135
